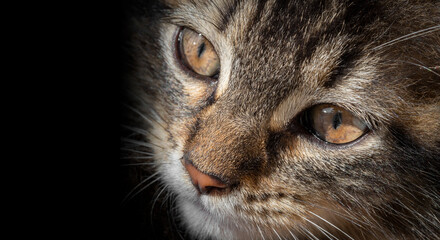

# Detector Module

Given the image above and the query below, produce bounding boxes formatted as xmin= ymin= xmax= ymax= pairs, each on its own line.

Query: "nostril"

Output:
xmin=196 ymin=172 xmax=228 ymax=194
xmin=200 ymin=185 xmax=224 ymax=195
xmin=183 ymin=159 xmax=229 ymax=195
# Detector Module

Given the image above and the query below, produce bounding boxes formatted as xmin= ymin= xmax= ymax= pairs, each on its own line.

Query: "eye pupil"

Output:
xmin=332 ymin=112 xmax=342 ymax=130
xmin=197 ymin=42 xmax=206 ymax=58
xmin=177 ymin=28 xmax=220 ymax=78
xmin=305 ymin=104 xmax=368 ymax=144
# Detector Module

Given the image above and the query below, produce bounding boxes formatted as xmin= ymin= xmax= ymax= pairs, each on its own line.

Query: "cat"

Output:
xmin=120 ymin=0 xmax=440 ymax=239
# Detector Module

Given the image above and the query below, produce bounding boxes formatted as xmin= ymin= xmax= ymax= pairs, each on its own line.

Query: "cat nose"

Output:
xmin=184 ymin=160 xmax=229 ymax=195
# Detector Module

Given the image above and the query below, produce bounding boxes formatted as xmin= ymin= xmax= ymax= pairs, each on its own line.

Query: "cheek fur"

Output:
xmin=122 ymin=0 xmax=440 ymax=239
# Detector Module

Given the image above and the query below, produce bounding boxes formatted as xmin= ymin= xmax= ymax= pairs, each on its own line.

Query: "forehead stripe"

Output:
xmin=216 ymin=0 xmax=241 ymax=32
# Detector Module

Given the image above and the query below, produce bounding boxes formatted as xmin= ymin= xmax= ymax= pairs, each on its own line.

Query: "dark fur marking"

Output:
xmin=246 ymin=193 xmax=286 ymax=203
xmin=246 ymin=0 xmax=269 ymax=35
xmin=185 ymin=116 xmax=202 ymax=146
xmin=217 ymin=0 xmax=240 ymax=32
xmin=323 ymin=49 xmax=362 ymax=88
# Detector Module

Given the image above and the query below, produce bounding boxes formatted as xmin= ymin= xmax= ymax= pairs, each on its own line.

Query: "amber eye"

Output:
xmin=303 ymin=104 xmax=368 ymax=144
xmin=177 ymin=28 xmax=220 ymax=78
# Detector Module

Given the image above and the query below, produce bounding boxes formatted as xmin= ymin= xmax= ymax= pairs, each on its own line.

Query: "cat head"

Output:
xmin=125 ymin=0 xmax=440 ymax=239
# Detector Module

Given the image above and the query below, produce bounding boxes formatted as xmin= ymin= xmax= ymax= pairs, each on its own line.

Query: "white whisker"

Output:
xmin=121 ymin=172 xmax=161 ymax=205
xmin=122 ymin=124 xmax=163 ymax=142
xmin=120 ymin=147 xmax=154 ymax=156
xmin=372 ymin=25 xmax=440 ymax=51
xmin=297 ymin=199 xmax=366 ymax=228
xmin=300 ymin=225 xmax=319 ymax=240
xmin=307 ymin=211 xmax=355 ymax=240
xmin=257 ymin=225 xmax=266 ymax=240
xmin=303 ymin=217 xmax=338 ymax=240
xmin=120 ymin=162 xmax=155 ymax=167
xmin=286 ymin=228 xmax=299 ymax=240
xmin=150 ymin=184 xmax=169 ymax=220
xmin=400 ymin=61 xmax=440 ymax=77
xmin=124 ymin=103 xmax=168 ymax=130
xmin=122 ymin=137 xmax=164 ymax=150
xmin=121 ymin=155 xmax=154 ymax=160
xmin=272 ymin=227 xmax=282 ymax=240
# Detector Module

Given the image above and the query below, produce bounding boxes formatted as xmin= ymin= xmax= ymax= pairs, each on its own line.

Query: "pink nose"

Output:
xmin=184 ymin=160 xmax=228 ymax=195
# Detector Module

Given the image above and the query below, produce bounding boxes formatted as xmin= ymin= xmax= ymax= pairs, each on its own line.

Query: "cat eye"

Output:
xmin=302 ymin=104 xmax=368 ymax=144
xmin=177 ymin=28 xmax=220 ymax=78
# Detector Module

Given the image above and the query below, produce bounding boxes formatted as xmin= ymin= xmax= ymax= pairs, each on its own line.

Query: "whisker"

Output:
xmin=121 ymin=155 xmax=154 ymax=160
xmin=122 ymin=124 xmax=163 ymax=143
xmin=257 ymin=225 xmax=266 ymax=240
xmin=271 ymin=227 xmax=282 ymax=240
xmin=399 ymin=61 xmax=440 ymax=77
xmin=302 ymin=217 xmax=338 ymax=240
xmin=307 ymin=211 xmax=355 ymax=240
xmin=296 ymin=199 xmax=367 ymax=228
xmin=122 ymin=124 xmax=150 ymax=136
xmin=121 ymin=172 xmax=161 ymax=205
xmin=150 ymin=184 xmax=169 ymax=222
xmin=167 ymin=193 xmax=186 ymax=240
xmin=300 ymin=225 xmax=319 ymax=240
xmin=394 ymin=197 xmax=438 ymax=227
xmin=285 ymin=227 xmax=299 ymax=240
xmin=124 ymin=103 xmax=168 ymax=130
xmin=123 ymin=176 xmax=162 ymax=205
xmin=122 ymin=137 xmax=164 ymax=150
xmin=120 ymin=147 xmax=154 ymax=156
xmin=372 ymin=25 xmax=440 ymax=51
xmin=120 ymin=152 xmax=154 ymax=159
xmin=120 ymin=162 xmax=155 ymax=167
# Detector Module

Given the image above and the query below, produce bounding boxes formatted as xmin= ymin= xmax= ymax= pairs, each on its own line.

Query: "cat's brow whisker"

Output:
xmin=399 ymin=61 xmax=440 ymax=77
xmin=372 ymin=25 xmax=440 ymax=51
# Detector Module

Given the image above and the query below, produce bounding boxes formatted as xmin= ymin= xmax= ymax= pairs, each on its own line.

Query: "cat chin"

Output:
xmin=178 ymin=198 xmax=253 ymax=240
xmin=171 ymin=175 xmax=248 ymax=239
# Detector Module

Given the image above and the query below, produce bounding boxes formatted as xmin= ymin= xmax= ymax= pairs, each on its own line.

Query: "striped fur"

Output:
xmin=122 ymin=0 xmax=440 ymax=239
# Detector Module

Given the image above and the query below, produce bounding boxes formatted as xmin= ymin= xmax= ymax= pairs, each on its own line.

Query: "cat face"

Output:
xmin=125 ymin=0 xmax=440 ymax=239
